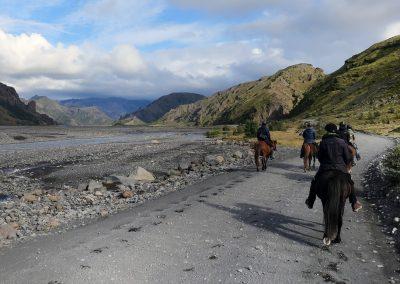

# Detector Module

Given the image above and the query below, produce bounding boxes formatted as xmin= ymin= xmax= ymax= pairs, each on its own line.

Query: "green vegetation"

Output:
xmin=206 ymin=128 xmax=222 ymax=138
xmin=383 ymin=145 xmax=400 ymax=184
xmin=162 ymin=64 xmax=324 ymax=126
xmin=290 ymin=35 xmax=400 ymax=135
xmin=244 ymin=121 xmax=258 ymax=137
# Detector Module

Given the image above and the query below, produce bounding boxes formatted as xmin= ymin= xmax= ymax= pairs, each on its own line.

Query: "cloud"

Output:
xmin=384 ymin=22 xmax=400 ymax=39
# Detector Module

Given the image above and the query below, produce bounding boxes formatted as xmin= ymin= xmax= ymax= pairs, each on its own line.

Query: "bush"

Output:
xmin=233 ymin=125 xmax=245 ymax=135
xmin=269 ymin=120 xmax=288 ymax=131
xmin=244 ymin=120 xmax=258 ymax=137
xmin=206 ymin=128 xmax=221 ymax=138
xmin=384 ymin=146 xmax=400 ymax=184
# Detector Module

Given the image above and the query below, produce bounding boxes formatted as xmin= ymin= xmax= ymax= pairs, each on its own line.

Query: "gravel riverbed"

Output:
xmin=0 ymin=126 xmax=296 ymax=248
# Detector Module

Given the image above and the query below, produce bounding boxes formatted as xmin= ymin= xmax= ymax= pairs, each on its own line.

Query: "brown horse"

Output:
xmin=347 ymin=145 xmax=357 ymax=173
xmin=302 ymin=143 xmax=318 ymax=172
xmin=254 ymin=140 xmax=277 ymax=171
xmin=316 ymin=170 xmax=352 ymax=246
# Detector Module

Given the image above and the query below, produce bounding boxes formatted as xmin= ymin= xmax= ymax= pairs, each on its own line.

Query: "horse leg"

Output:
xmin=333 ymin=203 xmax=345 ymax=244
xmin=254 ymin=149 xmax=260 ymax=172
xmin=262 ymin=156 xmax=267 ymax=171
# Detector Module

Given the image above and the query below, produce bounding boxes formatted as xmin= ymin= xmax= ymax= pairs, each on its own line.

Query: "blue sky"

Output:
xmin=0 ymin=0 xmax=399 ymax=100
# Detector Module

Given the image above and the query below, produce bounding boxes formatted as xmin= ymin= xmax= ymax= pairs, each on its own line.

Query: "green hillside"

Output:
xmin=291 ymin=35 xmax=400 ymax=134
xmin=161 ymin=64 xmax=325 ymax=126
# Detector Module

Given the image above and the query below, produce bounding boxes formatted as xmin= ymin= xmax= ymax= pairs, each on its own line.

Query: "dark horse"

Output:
xmin=316 ymin=170 xmax=352 ymax=246
xmin=302 ymin=143 xmax=318 ymax=172
xmin=254 ymin=140 xmax=277 ymax=171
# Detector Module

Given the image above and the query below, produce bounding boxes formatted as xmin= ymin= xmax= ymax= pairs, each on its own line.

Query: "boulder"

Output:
xmin=31 ymin=189 xmax=43 ymax=196
xmin=168 ymin=169 xmax=181 ymax=177
xmin=99 ymin=209 xmax=109 ymax=217
xmin=122 ymin=190 xmax=134 ymax=199
xmin=87 ymin=180 xmax=106 ymax=193
xmin=178 ymin=159 xmax=191 ymax=171
xmin=205 ymin=155 xmax=225 ymax=166
xmin=0 ymin=224 xmax=17 ymax=240
xmin=233 ymin=151 xmax=243 ymax=159
xmin=22 ymin=193 xmax=38 ymax=203
xmin=129 ymin=166 xmax=155 ymax=182
xmin=47 ymin=218 xmax=60 ymax=229
xmin=48 ymin=194 xmax=61 ymax=202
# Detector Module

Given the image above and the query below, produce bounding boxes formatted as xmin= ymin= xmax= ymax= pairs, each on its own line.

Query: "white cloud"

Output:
xmin=384 ymin=22 xmax=400 ymax=39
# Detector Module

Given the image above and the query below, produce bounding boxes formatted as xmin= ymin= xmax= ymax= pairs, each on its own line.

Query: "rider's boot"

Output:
xmin=270 ymin=151 xmax=275 ymax=160
xmin=305 ymin=198 xmax=314 ymax=209
xmin=356 ymin=152 xmax=361 ymax=161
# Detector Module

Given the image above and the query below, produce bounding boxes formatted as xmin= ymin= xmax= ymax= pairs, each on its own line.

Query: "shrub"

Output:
xmin=374 ymin=111 xmax=381 ymax=118
xmin=244 ymin=120 xmax=258 ymax=137
xmin=206 ymin=128 xmax=221 ymax=138
xmin=269 ymin=120 xmax=288 ymax=131
xmin=383 ymin=146 xmax=400 ymax=185
xmin=233 ymin=125 xmax=245 ymax=135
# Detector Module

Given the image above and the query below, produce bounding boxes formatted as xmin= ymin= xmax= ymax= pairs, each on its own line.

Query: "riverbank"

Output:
xmin=0 ymin=126 xmax=297 ymax=248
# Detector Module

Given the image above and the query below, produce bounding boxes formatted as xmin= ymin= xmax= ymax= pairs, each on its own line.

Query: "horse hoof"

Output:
xmin=332 ymin=237 xmax=341 ymax=244
xmin=323 ymin=237 xmax=331 ymax=246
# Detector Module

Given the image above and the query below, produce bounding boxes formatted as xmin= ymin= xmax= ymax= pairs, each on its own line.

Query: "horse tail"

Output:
xmin=324 ymin=176 xmax=343 ymax=241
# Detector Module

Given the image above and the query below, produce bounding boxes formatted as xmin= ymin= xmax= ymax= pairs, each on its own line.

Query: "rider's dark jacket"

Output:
xmin=257 ymin=126 xmax=271 ymax=142
xmin=302 ymin=127 xmax=316 ymax=144
xmin=317 ymin=132 xmax=351 ymax=174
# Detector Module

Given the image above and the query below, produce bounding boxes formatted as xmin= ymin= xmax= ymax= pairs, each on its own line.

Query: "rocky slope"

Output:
xmin=31 ymin=96 xmax=113 ymax=126
xmin=121 ymin=92 xmax=205 ymax=124
xmin=0 ymin=83 xmax=55 ymax=125
xmin=161 ymin=64 xmax=325 ymax=126
xmin=60 ymin=97 xmax=150 ymax=120
xmin=291 ymin=35 xmax=400 ymax=133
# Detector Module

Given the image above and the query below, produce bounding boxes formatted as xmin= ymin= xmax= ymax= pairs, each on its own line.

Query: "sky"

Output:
xmin=0 ymin=0 xmax=399 ymax=100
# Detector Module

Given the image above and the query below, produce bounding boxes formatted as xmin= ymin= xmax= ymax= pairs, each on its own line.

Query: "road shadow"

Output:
xmin=205 ymin=202 xmax=323 ymax=247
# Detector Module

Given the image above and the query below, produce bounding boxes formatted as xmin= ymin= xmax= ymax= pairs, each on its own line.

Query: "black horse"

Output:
xmin=315 ymin=170 xmax=352 ymax=245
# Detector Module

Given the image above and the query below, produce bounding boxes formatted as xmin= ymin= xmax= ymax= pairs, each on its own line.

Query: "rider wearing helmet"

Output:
xmin=257 ymin=122 xmax=275 ymax=159
xmin=300 ymin=122 xmax=317 ymax=158
xmin=305 ymin=123 xmax=362 ymax=212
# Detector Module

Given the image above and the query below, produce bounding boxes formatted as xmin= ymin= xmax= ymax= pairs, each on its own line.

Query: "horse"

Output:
xmin=347 ymin=145 xmax=357 ymax=173
xmin=315 ymin=170 xmax=352 ymax=246
xmin=254 ymin=140 xmax=277 ymax=171
xmin=302 ymin=143 xmax=318 ymax=172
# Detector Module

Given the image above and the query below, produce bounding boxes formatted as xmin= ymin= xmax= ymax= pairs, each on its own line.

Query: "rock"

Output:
xmin=94 ymin=191 xmax=103 ymax=197
xmin=168 ymin=169 xmax=181 ymax=177
xmin=122 ymin=190 xmax=134 ymax=199
xmin=22 ymin=193 xmax=38 ymax=203
xmin=205 ymin=155 xmax=225 ymax=165
xmin=233 ymin=151 xmax=243 ymax=159
xmin=47 ymin=218 xmax=60 ymax=229
xmin=129 ymin=166 xmax=155 ymax=182
xmin=0 ymin=224 xmax=17 ymax=240
xmin=394 ymin=217 xmax=400 ymax=223
xmin=48 ymin=194 xmax=61 ymax=202
xmin=178 ymin=159 xmax=191 ymax=171
xmin=31 ymin=189 xmax=43 ymax=196
xmin=84 ymin=195 xmax=96 ymax=205
xmin=99 ymin=209 xmax=109 ymax=217
xmin=151 ymin=140 xmax=160 ymax=144
xmin=87 ymin=180 xmax=106 ymax=193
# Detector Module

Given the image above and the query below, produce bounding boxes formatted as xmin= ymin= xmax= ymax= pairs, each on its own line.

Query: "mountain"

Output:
xmin=290 ymin=35 xmax=400 ymax=133
xmin=0 ymin=83 xmax=55 ymax=125
xmin=161 ymin=64 xmax=325 ymax=126
xmin=60 ymin=97 xmax=150 ymax=120
xmin=121 ymin=92 xmax=206 ymax=124
xmin=31 ymin=96 xmax=113 ymax=126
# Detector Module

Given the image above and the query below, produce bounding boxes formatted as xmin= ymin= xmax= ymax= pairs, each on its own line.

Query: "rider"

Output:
xmin=300 ymin=122 xmax=317 ymax=158
xmin=347 ymin=124 xmax=361 ymax=161
xmin=305 ymin=123 xmax=362 ymax=212
xmin=257 ymin=122 xmax=275 ymax=159
xmin=338 ymin=122 xmax=359 ymax=164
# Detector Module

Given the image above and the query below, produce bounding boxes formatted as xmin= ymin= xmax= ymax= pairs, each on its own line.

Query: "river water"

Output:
xmin=0 ymin=131 xmax=207 ymax=152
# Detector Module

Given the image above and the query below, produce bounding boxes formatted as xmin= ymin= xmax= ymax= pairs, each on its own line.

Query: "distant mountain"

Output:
xmin=60 ymin=97 xmax=150 ymax=120
xmin=0 ymin=83 xmax=55 ymax=125
xmin=31 ymin=96 xmax=113 ymax=126
xmin=161 ymin=64 xmax=325 ymax=125
xmin=290 ymin=35 xmax=400 ymax=134
xmin=121 ymin=92 xmax=206 ymax=124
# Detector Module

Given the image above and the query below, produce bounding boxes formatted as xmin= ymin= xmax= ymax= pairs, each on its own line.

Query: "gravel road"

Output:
xmin=0 ymin=133 xmax=397 ymax=284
